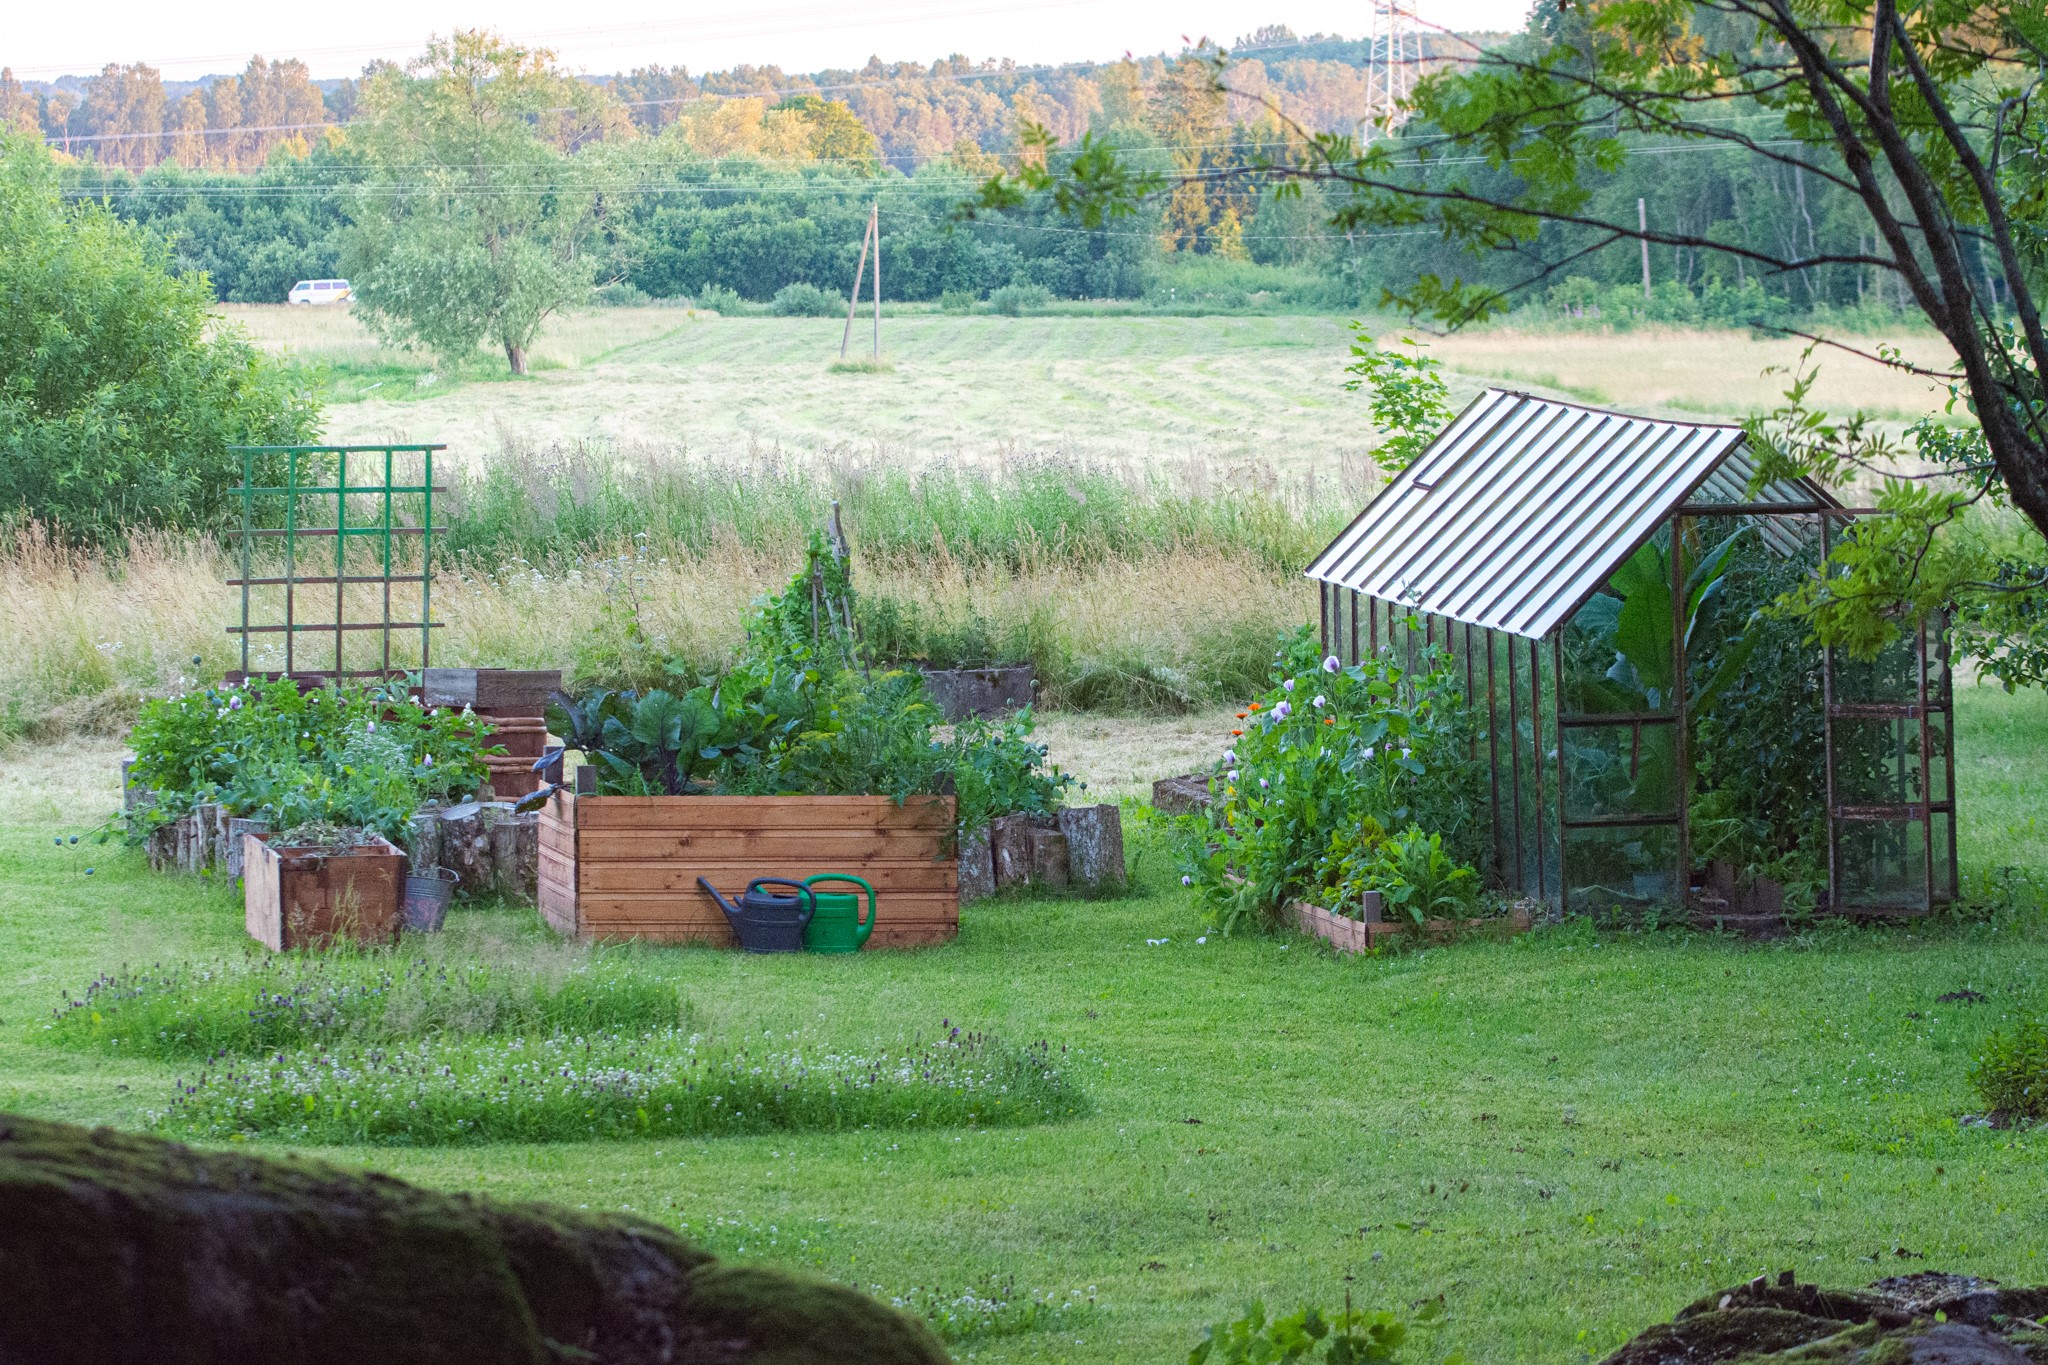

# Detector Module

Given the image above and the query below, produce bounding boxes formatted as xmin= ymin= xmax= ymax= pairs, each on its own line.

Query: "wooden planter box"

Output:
xmin=538 ymin=792 xmax=958 ymax=948
xmin=244 ymin=832 xmax=406 ymax=951
xmin=1285 ymin=899 xmax=1534 ymax=953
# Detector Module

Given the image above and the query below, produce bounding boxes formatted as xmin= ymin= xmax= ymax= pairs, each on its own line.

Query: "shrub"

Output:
xmin=988 ymin=283 xmax=1053 ymax=316
xmin=771 ymin=281 xmax=845 ymax=317
xmin=695 ymin=282 xmax=746 ymax=314
xmin=44 ymin=953 xmax=687 ymax=1059
xmin=938 ymin=288 xmax=978 ymax=312
xmin=151 ymin=1026 xmax=1086 ymax=1145
xmin=1971 ymin=1016 xmax=2048 ymax=1122
xmin=1184 ymin=624 xmax=1485 ymax=934
xmin=592 ymin=280 xmax=652 ymax=306
xmin=0 ymin=134 xmax=319 ymax=544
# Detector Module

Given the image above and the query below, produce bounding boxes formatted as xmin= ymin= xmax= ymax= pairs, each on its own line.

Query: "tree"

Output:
xmin=340 ymin=31 xmax=603 ymax=375
xmin=82 ymin=63 xmax=166 ymax=173
xmin=0 ymin=70 xmax=37 ymax=138
xmin=980 ymin=0 xmax=2048 ymax=677
xmin=0 ymin=134 xmax=318 ymax=543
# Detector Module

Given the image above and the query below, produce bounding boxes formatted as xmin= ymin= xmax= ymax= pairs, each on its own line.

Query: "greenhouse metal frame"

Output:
xmin=1307 ymin=389 xmax=1956 ymax=917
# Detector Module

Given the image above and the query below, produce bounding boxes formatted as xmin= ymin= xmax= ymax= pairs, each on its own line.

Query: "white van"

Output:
xmin=287 ymin=279 xmax=352 ymax=305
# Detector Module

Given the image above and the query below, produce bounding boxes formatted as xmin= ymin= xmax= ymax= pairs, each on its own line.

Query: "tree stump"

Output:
xmin=223 ymin=818 xmax=267 ymax=883
xmin=408 ymin=806 xmax=444 ymax=874
xmin=435 ymin=802 xmax=494 ymax=892
xmin=1026 ymin=829 xmax=1070 ymax=889
xmin=1057 ymin=804 xmax=1125 ymax=888
xmin=1151 ymin=773 xmax=1213 ymax=815
xmin=989 ymin=814 xmax=1035 ymax=889
xmin=492 ymin=810 xmax=539 ymax=901
xmin=957 ymin=826 xmax=995 ymax=903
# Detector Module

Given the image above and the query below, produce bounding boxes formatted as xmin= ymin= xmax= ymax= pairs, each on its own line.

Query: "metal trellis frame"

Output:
xmin=225 ymin=444 xmax=447 ymax=680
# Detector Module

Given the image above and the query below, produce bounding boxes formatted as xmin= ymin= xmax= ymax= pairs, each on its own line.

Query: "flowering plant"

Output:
xmin=1181 ymin=625 xmax=1484 ymax=934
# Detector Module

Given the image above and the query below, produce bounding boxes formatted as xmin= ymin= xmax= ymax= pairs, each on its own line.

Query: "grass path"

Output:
xmin=1 ymin=690 xmax=2042 ymax=1361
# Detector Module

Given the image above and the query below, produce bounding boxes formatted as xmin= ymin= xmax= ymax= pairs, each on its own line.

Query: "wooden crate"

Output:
xmin=244 ymin=833 xmax=405 ymax=951
xmin=537 ymin=792 xmax=958 ymax=948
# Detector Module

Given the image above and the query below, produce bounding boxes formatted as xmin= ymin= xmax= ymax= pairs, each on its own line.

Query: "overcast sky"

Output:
xmin=9 ymin=0 xmax=1534 ymax=82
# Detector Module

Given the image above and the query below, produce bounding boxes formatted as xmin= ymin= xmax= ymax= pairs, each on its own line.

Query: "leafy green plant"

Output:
xmin=989 ymin=282 xmax=1053 ymax=316
xmin=1184 ymin=624 xmax=1483 ymax=934
xmin=1188 ymin=1298 xmax=1463 ymax=1364
xmin=770 ymin=281 xmax=844 ymax=317
xmin=125 ymin=676 xmax=493 ymax=846
xmin=1341 ymin=328 xmax=1453 ymax=475
xmin=1970 ymin=1016 xmax=2048 ymax=1123
xmin=1370 ymin=827 xmax=1481 ymax=925
xmin=882 ymin=1275 xmax=1097 ymax=1344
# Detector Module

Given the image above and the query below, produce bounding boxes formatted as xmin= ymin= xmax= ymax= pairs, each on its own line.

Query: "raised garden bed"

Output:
xmin=538 ymin=792 xmax=958 ymax=948
xmin=244 ymin=831 xmax=405 ymax=951
xmin=1284 ymin=897 xmax=1535 ymax=952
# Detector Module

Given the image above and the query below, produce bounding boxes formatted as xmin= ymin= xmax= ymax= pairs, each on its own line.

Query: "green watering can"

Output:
xmin=802 ymin=873 xmax=876 ymax=953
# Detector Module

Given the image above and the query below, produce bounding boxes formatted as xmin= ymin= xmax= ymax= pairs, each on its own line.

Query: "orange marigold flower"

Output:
xmin=1323 ymin=717 xmax=1335 ymax=725
xmin=1231 ymin=728 xmax=1244 ymax=736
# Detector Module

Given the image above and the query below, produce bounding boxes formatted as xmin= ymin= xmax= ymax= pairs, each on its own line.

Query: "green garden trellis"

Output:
xmin=225 ymin=445 xmax=447 ymax=680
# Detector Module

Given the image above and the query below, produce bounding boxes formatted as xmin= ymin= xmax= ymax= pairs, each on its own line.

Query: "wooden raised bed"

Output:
xmin=1284 ymin=898 xmax=1534 ymax=952
xmin=244 ymin=832 xmax=405 ymax=951
xmin=538 ymin=792 xmax=958 ymax=948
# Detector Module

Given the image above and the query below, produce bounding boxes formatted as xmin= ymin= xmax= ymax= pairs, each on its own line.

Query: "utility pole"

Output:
xmin=839 ymin=201 xmax=882 ymax=361
xmin=1639 ymin=197 xmax=1652 ymax=300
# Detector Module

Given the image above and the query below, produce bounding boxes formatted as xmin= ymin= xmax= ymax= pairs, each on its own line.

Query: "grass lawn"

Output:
xmin=216 ymin=304 xmax=1959 ymax=476
xmin=3 ymin=687 xmax=2045 ymax=1361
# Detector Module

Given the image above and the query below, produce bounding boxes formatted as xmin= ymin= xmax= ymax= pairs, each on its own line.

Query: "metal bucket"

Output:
xmin=401 ymin=868 xmax=458 ymax=933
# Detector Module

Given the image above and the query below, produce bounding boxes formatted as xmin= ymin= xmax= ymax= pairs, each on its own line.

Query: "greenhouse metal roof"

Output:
xmin=1305 ymin=388 xmax=1835 ymax=640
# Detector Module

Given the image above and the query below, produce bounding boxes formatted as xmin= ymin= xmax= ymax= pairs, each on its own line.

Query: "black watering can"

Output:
xmin=697 ymin=877 xmax=815 ymax=953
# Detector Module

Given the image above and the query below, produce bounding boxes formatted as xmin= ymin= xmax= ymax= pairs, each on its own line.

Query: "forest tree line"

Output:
xmin=0 ymin=21 xmax=1957 ymax=325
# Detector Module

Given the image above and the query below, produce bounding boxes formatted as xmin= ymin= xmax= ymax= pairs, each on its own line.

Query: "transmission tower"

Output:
xmin=1364 ymin=0 xmax=1424 ymax=135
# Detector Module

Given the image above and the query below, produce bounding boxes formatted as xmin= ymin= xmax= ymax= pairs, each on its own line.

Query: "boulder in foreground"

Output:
xmin=0 ymin=1112 xmax=948 ymax=1365
xmin=1602 ymin=1270 xmax=2048 ymax=1364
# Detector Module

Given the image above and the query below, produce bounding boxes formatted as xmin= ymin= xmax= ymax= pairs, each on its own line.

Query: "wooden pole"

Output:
xmin=1639 ymin=198 xmax=1652 ymax=300
xmin=840 ymin=211 xmax=873 ymax=359
xmin=869 ymin=201 xmax=881 ymax=361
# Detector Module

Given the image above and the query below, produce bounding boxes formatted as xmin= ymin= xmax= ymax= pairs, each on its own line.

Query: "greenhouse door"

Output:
xmin=1823 ymin=613 xmax=1956 ymax=913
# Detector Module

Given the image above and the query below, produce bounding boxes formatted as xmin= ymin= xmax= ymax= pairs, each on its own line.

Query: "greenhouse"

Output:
xmin=1308 ymin=389 xmax=1956 ymax=918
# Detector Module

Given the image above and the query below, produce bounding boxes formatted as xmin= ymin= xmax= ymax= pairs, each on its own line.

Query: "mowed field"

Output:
xmin=220 ymin=305 xmax=1964 ymax=473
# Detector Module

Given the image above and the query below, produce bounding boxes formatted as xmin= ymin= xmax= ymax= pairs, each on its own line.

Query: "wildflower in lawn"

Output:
xmin=1323 ymin=655 xmax=1340 ymax=673
xmin=1181 ymin=876 xmax=1192 ymax=886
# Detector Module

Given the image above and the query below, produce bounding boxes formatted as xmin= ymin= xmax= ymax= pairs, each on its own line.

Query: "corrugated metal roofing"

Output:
xmin=1305 ymin=389 xmax=1834 ymax=640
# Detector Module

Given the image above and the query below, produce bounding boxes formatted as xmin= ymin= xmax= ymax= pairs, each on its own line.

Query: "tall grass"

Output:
xmin=0 ymin=452 xmax=1326 ymax=738
xmin=45 ymin=951 xmax=689 ymax=1059
xmin=150 ymin=1026 xmax=1086 ymax=1145
xmin=441 ymin=440 xmax=1355 ymax=574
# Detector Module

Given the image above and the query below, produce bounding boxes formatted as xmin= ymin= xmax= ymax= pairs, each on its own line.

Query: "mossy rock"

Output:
xmin=0 ymin=1113 xmax=949 ymax=1365
xmin=1603 ymin=1270 xmax=2048 ymax=1365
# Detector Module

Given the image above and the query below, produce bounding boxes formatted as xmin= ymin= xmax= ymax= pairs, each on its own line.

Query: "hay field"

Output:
xmin=218 ymin=305 xmax=1961 ymax=472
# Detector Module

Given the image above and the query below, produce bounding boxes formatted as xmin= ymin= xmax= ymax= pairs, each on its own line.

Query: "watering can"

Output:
xmin=697 ymin=877 xmax=814 ymax=953
xmin=801 ymin=873 xmax=876 ymax=954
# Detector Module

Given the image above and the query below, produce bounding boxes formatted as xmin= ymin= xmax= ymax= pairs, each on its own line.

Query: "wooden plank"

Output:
xmin=570 ymin=829 xmax=946 ymax=862
xmin=574 ymin=921 xmax=955 ymax=949
xmin=571 ymin=860 xmax=956 ymax=894
xmin=570 ymin=795 xmax=953 ymax=832
xmin=576 ymin=890 xmax=958 ymax=925
xmin=539 ymin=818 xmax=578 ymax=859
xmin=537 ymin=859 xmax=578 ymax=936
